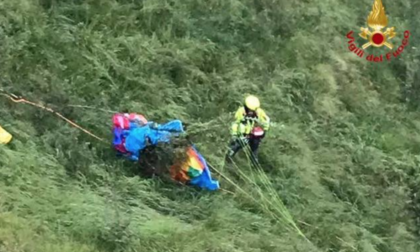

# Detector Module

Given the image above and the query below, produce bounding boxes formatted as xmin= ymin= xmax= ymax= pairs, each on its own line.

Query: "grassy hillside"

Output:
xmin=1 ymin=0 xmax=420 ymax=251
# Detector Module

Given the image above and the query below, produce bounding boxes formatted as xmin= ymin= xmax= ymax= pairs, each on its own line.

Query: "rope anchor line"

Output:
xmin=0 ymin=90 xmax=310 ymax=243
xmin=0 ymin=91 xmax=107 ymax=143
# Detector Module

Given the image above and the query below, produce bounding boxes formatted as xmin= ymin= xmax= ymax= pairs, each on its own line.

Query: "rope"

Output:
xmin=0 ymin=91 xmax=107 ymax=143
xmin=0 ymin=90 xmax=310 ymax=242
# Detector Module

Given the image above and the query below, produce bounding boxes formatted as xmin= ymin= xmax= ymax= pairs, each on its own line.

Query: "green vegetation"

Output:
xmin=1 ymin=0 xmax=420 ymax=251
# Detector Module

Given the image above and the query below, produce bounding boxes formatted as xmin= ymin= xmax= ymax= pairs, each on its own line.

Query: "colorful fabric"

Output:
xmin=171 ymin=147 xmax=204 ymax=182
xmin=112 ymin=114 xmax=184 ymax=161
xmin=171 ymin=146 xmax=219 ymax=191
xmin=112 ymin=113 xmax=144 ymax=158
xmin=111 ymin=114 xmax=219 ymax=191
xmin=113 ymin=113 xmax=148 ymax=130
xmin=126 ymin=113 xmax=148 ymax=125
xmin=112 ymin=127 xmax=130 ymax=154
xmin=113 ymin=113 xmax=130 ymax=129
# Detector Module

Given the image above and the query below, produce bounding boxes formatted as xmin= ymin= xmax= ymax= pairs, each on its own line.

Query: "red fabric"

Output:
xmin=113 ymin=114 xmax=130 ymax=129
xmin=127 ymin=113 xmax=148 ymax=124
xmin=112 ymin=112 xmax=148 ymax=157
xmin=115 ymin=138 xmax=129 ymax=153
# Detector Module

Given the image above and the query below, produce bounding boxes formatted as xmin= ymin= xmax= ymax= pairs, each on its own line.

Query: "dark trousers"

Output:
xmin=226 ymin=137 xmax=261 ymax=163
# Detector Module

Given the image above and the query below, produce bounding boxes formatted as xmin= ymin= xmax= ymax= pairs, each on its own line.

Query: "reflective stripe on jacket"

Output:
xmin=230 ymin=106 xmax=270 ymax=135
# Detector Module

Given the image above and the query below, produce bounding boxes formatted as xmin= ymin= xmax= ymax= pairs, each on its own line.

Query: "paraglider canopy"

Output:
xmin=126 ymin=113 xmax=148 ymax=125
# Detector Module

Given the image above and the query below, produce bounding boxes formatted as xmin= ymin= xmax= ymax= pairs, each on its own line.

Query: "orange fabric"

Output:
xmin=170 ymin=147 xmax=204 ymax=183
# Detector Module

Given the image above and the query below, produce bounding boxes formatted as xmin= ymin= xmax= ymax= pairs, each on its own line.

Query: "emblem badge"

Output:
xmin=359 ymin=0 xmax=396 ymax=49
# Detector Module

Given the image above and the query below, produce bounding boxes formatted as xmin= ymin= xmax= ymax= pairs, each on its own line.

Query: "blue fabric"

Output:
xmin=189 ymin=146 xmax=220 ymax=191
xmin=155 ymin=120 xmax=184 ymax=132
xmin=114 ymin=119 xmax=219 ymax=190
xmin=113 ymin=127 xmax=131 ymax=145
xmin=112 ymin=128 xmax=131 ymax=148
xmin=113 ymin=128 xmax=124 ymax=146
xmin=124 ymin=120 xmax=185 ymax=161
xmin=129 ymin=122 xmax=140 ymax=130
xmin=124 ymin=126 xmax=150 ymax=161
xmin=147 ymin=120 xmax=184 ymax=145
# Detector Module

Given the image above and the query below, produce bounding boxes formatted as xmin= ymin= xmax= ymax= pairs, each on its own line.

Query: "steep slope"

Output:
xmin=1 ymin=0 xmax=420 ymax=251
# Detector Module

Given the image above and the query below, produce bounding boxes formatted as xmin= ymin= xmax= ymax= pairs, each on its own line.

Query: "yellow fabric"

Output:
xmin=0 ymin=126 xmax=12 ymax=144
xmin=188 ymin=157 xmax=202 ymax=171
xmin=230 ymin=106 xmax=270 ymax=136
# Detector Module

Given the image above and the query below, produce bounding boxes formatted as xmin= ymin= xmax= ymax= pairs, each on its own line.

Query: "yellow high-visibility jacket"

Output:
xmin=230 ymin=106 xmax=270 ymax=136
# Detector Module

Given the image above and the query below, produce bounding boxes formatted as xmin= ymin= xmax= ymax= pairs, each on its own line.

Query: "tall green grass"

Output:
xmin=1 ymin=0 xmax=420 ymax=251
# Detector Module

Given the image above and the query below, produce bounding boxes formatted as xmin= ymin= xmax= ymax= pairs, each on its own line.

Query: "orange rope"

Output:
xmin=0 ymin=91 xmax=232 ymax=192
xmin=1 ymin=92 xmax=107 ymax=143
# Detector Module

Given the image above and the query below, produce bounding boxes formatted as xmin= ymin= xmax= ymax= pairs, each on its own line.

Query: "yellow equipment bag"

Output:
xmin=0 ymin=125 xmax=12 ymax=144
